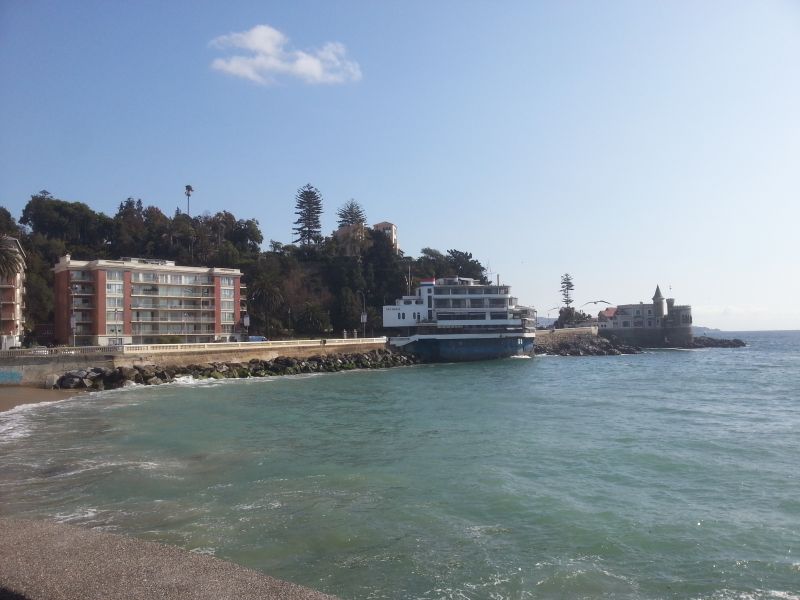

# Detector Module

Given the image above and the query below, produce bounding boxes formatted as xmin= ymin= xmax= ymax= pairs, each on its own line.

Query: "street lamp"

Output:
xmin=242 ymin=313 xmax=250 ymax=341
xmin=356 ymin=290 xmax=367 ymax=339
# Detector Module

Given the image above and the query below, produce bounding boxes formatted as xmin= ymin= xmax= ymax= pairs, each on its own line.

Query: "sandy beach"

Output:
xmin=0 ymin=387 xmax=85 ymax=413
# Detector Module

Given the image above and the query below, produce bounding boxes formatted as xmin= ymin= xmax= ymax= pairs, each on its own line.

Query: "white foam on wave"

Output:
xmin=54 ymin=507 xmax=100 ymax=524
xmin=706 ymin=590 xmax=800 ymax=600
xmin=0 ymin=398 xmax=76 ymax=443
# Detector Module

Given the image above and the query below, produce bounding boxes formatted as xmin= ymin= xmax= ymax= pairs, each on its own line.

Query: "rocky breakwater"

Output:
xmin=685 ymin=335 xmax=746 ymax=349
xmin=55 ymin=349 xmax=418 ymax=390
xmin=534 ymin=334 xmax=641 ymax=356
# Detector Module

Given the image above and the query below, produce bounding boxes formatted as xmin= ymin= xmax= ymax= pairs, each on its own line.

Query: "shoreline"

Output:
xmin=0 ymin=387 xmax=86 ymax=413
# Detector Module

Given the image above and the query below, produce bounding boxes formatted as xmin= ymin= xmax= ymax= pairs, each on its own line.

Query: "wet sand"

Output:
xmin=0 ymin=387 xmax=85 ymax=413
xmin=1 ymin=518 xmax=336 ymax=600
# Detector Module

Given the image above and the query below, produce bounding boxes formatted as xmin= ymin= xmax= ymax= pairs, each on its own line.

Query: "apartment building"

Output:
xmin=0 ymin=237 xmax=25 ymax=350
xmin=53 ymin=255 xmax=246 ymax=346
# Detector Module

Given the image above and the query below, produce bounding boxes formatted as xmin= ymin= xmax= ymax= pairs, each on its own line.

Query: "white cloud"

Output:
xmin=210 ymin=24 xmax=362 ymax=85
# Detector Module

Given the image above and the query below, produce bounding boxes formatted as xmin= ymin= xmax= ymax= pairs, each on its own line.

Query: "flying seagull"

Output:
xmin=581 ymin=300 xmax=612 ymax=307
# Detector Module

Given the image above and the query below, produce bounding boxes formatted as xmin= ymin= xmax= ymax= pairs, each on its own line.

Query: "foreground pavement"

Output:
xmin=0 ymin=519 xmax=336 ymax=600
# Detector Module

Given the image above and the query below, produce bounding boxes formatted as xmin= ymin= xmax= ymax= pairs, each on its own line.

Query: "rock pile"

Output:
xmin=55 ymin=349 xmax=418 ymax=390
xmin=534 ymin=335 xmax=641 ymax=356
xmin=685 ymin=335 xmax=746 ymax=349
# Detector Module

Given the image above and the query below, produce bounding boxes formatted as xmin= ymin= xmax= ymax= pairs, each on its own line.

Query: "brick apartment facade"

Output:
xmin=53 ymin=255 xmax=246 ymax=346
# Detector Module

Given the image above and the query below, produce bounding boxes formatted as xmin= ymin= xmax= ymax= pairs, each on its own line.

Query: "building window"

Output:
xmin=623 ymin=321 xmax=630 ymax=327
xmin=221 ymin=300 xmax=234 ymax=311
xmin=106 ymin=311 xmax=122 ymax=323
xmin=222 ymin=312 xmax=234 ymax=323
xmin=106 ymin=270 xmax=123 ymax=281
xmin=221 ymin=288 xmax=234 ymax=298
xmin=220 ymin=277 xmax=234 ymax=287
xmin=106 ymin=297 xmax=123 ymax=308
xmin=107 ymin=283 xmax=123 ymax=295
xmin=106 ymin=324 xmax=123 ymax=335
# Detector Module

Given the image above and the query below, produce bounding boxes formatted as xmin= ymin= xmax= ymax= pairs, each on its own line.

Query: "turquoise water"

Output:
xmin=1 ymin=331 xmax=798 ymax=599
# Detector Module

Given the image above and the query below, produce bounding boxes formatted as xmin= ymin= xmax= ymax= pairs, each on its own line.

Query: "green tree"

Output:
xmin=249 ymin=277 xmax=285 ymax=338
xmin=415 ymin=247 xmax=449 ymax=278
xmin=446 ymin=249 xmax=485 ymax=281
xmin=555 ymin=306 xmax=591 ymax=329
xmin=20 ymin=191 xmax=112 ymax=258
xmin=294 ymin=302 xmax=330 ymax=335
xmin=110 ymin=198 xmax=147 ymax=258
xmin=336 ymin=199 xmax=367 ymax=228
xmin=0 ymin=207 xmax=21 ymax=236
xmin=331 ymin=286 xmax=362 ymax=331
xmin=292 ymin=184 xmax=323 ymax=246
xmin=560 ymin=273 xmax=574 ymax=307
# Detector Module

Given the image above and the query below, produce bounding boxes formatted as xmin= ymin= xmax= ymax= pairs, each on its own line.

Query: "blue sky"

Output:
xmin=2 ymin=1 xmax=799 ymax=330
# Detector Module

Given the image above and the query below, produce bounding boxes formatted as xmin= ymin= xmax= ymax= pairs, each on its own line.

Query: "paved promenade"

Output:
xmin=0 ymin=519 xmax=336 ymax=600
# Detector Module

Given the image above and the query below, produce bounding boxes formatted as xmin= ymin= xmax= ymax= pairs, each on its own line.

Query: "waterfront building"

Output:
xmin=383 ymin=276 xmax=536 ymax=361
xmin=597 ymin=285 xmax=693 ymax=346
xmin=0 ymin=237 xmax=26 ymax=350
xmin=53 ymin=255 xmax=246 ymax=346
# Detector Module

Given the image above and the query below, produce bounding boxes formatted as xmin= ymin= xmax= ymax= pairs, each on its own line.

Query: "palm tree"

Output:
xmin=0 ymin=235 xmax=25 ymax=279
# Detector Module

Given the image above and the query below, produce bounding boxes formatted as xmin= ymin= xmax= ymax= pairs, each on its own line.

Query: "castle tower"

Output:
xmin=653 ymin=285 xmax=667 ymax=318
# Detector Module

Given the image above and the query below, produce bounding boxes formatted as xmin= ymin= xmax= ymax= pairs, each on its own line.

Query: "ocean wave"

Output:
xmin=54 ymin=507 xmax=101 ymax=524
xmin=703 ymin=590 xmax=800 ymax=600
xmin=0 ymin=398 xmax=75 ymax=443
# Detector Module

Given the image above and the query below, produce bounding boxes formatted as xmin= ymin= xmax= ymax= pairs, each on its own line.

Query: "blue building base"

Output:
xmin=398 ymin=336 xmax=534 ymax=362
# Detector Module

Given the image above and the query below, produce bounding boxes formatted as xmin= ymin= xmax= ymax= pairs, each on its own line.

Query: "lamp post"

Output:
xmin=356 ymin=290 xmax=367 ymax=339
xmin=242 ymin=313 xmax=250 ymax=341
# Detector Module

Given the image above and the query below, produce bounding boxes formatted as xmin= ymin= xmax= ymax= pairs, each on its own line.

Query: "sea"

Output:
xmin=1 ymin=331 xmax=798 ymax=599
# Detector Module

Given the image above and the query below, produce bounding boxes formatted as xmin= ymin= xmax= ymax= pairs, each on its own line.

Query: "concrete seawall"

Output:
xmin=0 ymin=340 xmax=387 ymax=387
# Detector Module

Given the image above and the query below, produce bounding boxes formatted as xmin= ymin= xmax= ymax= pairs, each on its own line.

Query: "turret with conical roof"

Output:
xmin=653 ymin=285 xmax=667 ymax=318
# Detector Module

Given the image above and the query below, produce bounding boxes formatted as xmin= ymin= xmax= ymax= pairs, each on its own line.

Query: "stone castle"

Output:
xmin=597 ymin=285 xmax=693 ymax=347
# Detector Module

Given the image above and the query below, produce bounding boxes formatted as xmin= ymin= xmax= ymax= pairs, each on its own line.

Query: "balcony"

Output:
xmin=131 ymin=286 xmax=213 ymax=298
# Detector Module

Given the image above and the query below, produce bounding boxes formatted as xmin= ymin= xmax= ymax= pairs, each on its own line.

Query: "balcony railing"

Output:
xmin=0 ymin=337 xmax=389 ymax=359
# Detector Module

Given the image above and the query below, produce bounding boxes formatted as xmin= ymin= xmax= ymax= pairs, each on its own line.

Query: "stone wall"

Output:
xmin=0 ymin=355 xmax=117 ymax=388
xmin=598 ymin=326 xmax=693 ymax=347
xmin=1 ymin=340 xmax=387 ymax=387
xmin=117 ymin=341 xmax=387 ymax=369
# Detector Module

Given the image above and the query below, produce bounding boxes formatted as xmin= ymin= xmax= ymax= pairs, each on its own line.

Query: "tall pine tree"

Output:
xmin=336 ymin=199 xmax=367 ymax=228
xmin=292 ymin=184 xmax=323 ymax=246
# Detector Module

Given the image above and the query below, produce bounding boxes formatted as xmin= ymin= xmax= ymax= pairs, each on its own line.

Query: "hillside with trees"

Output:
xmin=2 ymin=187 xmax=487 ymax=340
